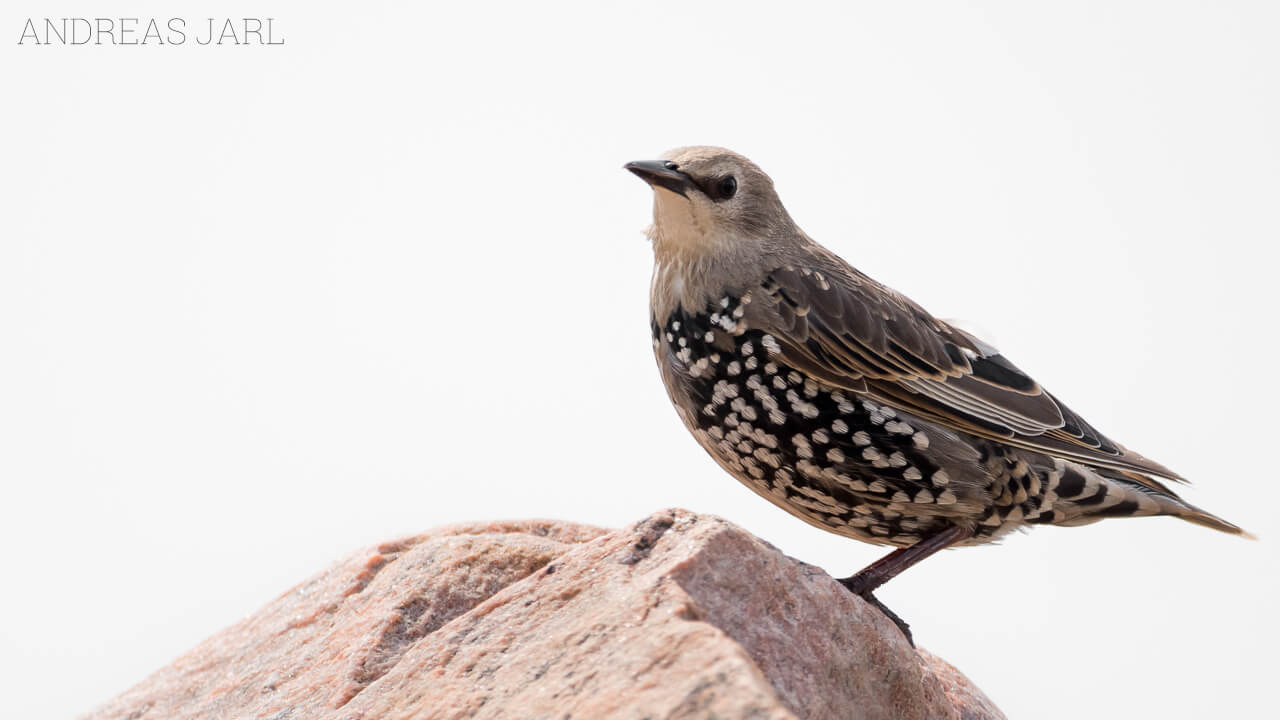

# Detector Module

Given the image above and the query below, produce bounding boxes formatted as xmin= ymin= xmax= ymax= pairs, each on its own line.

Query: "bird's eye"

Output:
xmin=714 ymin=176 xmax=737 ymax=201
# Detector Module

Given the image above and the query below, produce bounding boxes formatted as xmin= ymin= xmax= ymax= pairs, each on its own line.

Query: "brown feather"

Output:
xmin=746 ymin=252 xmax=1187 ymax=483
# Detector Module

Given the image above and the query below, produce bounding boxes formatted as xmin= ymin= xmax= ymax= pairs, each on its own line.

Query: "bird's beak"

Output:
xmin=624 ymin=160 xmax=693 ymax=198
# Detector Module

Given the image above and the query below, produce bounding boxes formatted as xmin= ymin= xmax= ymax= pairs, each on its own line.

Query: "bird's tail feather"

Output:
xmin=1051 ymin=461 xmax=1254 ymax=538
xmin=1105 ymin=473 xmax=1255 ymax=538
xmin=1164 ymin=501 xmax=1256 ymax=539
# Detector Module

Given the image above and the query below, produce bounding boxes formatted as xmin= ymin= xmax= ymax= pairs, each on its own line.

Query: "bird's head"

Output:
xmin=626 ymin=146 xmax=797 ymax=266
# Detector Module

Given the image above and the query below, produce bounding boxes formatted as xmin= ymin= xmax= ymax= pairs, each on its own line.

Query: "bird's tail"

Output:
xmin=1162 ymin=500 xmax=1255 ymax=539
xmin=1048 ymin=461 xmax=1255 ymax=539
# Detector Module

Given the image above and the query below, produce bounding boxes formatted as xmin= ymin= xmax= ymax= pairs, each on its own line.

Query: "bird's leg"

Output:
xmin=838 ymin=524 xmax=974 ymax=646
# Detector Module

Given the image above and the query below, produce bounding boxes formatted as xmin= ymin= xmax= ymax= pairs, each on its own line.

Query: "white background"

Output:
xmin=2 ymin=2 xmax=1277 ymax=718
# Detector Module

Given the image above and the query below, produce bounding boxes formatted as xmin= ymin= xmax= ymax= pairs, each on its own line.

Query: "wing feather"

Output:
xmin=745 ymin=255 xmax=1185 ymax=482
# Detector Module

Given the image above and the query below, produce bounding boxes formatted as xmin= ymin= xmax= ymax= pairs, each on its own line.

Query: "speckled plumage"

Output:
xmin=627 ymin=147 xmax=1247 ymax=640
xmin=650 ymin=281 xmax=1232 ymax=550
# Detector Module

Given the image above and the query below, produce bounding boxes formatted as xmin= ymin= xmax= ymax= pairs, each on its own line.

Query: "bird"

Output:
xmin=625 ymin=146 xmax=1250 ymax=643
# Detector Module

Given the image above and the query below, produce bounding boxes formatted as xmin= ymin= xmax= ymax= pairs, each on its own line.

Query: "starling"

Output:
xmin=626 ymin=146 xmax=1250 ymax=643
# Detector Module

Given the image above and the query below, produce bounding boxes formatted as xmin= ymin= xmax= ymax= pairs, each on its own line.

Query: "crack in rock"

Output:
xmin=618 ymin=513 xmax=677 ymax=565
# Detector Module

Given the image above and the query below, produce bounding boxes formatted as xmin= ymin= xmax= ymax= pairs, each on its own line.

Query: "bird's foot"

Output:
xmin=838 ymin=577 xmax=914 ymax=647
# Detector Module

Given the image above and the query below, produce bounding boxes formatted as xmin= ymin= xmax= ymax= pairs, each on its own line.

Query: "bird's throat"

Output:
xmin=651 ymin=191 xmax=720 ymax=265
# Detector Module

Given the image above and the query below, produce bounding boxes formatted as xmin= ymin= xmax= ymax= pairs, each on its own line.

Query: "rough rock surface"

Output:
xmin=86 ymin=509 xmax=1004 ymax=720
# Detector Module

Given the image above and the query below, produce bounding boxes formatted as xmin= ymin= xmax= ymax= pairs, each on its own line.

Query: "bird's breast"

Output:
xmin=651 ymin=298 xmax=992 ymax=547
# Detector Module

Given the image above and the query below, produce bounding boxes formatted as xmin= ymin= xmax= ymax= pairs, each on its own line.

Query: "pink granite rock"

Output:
xmin=86 ymin=509 xmax=1004 ymax=720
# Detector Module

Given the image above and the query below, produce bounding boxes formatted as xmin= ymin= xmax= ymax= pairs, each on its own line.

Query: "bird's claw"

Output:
xmin=839 ymin=578 xmax=914 ymax=647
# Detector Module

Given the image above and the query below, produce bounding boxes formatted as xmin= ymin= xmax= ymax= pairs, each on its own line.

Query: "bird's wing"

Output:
xmin=745 ymin=258 xmax=1184 ymax=482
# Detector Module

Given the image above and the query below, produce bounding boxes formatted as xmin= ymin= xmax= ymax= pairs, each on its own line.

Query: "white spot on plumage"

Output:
xmin=885 ymin=420 xmax=914 ymax=435
xmin=754 ymin=447 xmax=781 ymax=468
xmin=846 ymin=478 xmax=870 ymax=492
xmin=689 ymin=357 xmax=708 ymax=378
xmin=796 ymin=459 xmax=821 ymax=479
